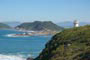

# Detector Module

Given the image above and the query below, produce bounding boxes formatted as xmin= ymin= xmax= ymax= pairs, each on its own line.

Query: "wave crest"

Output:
xmin=0 ymin=54 xmax=26 ymax=60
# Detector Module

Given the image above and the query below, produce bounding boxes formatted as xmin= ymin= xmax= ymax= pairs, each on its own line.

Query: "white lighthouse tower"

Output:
xmin=74 ymin=20 xmax=79 ymax=27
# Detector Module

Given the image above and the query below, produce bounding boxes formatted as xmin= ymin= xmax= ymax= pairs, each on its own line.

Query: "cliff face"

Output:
xmin=0 ymin=23 xmax=11 ymax=29
xmin=35 ymin=25 xmax=90 ymax=60
xmin=16 ymin=21 xmax=64 ymax=31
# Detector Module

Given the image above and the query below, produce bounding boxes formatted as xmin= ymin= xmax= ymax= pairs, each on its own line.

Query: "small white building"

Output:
xmin=74 ymin=20 xmax=79 ymax=27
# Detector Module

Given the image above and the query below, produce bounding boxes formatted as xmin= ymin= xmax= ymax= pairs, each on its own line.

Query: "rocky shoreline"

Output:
xmin=10 ymin=29 xmax=59 ymax=37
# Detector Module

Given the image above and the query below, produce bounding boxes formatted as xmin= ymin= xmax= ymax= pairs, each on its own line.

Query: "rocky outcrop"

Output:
xmin=27 ymin=57 xmax=33 ymax=60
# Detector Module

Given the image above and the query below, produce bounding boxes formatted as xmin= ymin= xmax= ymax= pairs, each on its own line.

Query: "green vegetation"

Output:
xmin=35 ymin=25 xmax=90 ymax=60
xmin=16 ymin=21 xmax=64 ymax=31
xmin=0 ymin=23 xmax=11 ymax=29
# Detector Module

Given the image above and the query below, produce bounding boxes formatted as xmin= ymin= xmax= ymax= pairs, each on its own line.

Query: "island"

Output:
xmin=14 ymin=21 xmax=64 ymax=36
xmin=34 ymin=25 xmax=90 ymax=60
xmin=0 ymin=23 xmax=11 ymax=29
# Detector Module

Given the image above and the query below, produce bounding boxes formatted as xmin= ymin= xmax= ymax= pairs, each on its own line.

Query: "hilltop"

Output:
xmin=0 ymin=23 xmax=11 ymax=29
xmin=34 ymin=25 xmax=90 ymax=60
xmin=16 ymin=21 xmax=64 ymax=31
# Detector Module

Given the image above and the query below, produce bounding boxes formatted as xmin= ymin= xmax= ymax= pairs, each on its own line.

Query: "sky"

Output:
xmin=0 ymin=0 xmax=90 ymax=23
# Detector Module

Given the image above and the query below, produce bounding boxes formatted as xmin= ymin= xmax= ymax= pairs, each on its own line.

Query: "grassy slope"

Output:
xmin=35 ymin=25 xmax=90 ymax=60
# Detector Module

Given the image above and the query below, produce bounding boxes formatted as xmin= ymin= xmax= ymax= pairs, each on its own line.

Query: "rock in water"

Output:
xmin=27 ymin=57 xmax=33 ymax=60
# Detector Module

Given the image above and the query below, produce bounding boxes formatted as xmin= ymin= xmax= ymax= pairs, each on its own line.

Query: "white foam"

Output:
xmin=5 ymin=34 xmax=15 ymax=37
xmin=0 ymin=54 xmax=26 ymax=60
xmin=5 ymin=34 xmax=29 ymax=37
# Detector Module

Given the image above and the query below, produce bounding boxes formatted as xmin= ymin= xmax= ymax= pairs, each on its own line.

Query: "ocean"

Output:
xmin=0 ymin=30 xmax=52 ymax=60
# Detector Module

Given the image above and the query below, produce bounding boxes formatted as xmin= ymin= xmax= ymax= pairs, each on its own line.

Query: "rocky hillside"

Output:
xmin=0 ymin=23 xmax=11 ymax=29
xmin=16 ymin=21 xmax=64 ymax=31
xmin=34 ymin=25 xmax=90 ymax=60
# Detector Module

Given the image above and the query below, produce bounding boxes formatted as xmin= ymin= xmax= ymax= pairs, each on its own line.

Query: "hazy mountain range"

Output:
xmin=1 ymin=21 xmax=90 ymax=29
xmin=3 ymin=22 xmax=21 ymax=27
xmin=57 ymin=21 xmax=90 ymax=28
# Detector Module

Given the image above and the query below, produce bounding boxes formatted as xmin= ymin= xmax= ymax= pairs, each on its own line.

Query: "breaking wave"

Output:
xmin=5 ymin=34 xmax=29 ymax=37
xmin=0 ymin=54 xmax=26 ymax=60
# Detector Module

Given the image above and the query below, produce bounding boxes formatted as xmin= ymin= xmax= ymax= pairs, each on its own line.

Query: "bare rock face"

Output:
xmin=27 ymin=57 xmax=33 ymax=60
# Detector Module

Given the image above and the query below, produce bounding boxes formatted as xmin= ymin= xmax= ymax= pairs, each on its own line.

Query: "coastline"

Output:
xmin=8 ymin=28 xmax=59 ymax=37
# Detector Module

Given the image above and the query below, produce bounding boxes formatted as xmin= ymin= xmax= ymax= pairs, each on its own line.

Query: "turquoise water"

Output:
xmin=0 ymin=30 xmax=52 ymax=60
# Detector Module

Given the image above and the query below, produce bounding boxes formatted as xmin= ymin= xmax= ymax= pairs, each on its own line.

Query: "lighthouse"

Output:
xmin=74 ymin=20 xmax=79 ymax=27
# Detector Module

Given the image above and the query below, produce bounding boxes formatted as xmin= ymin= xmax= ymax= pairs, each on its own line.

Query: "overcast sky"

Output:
xmin=0 ymin=0 xmax=90 ymax=23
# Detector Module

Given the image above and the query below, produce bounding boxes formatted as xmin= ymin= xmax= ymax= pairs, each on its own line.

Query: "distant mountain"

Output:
xmin=57 ymin=21 xmax=90 ymax=28
xmin=16 ymin=21 xmax=64 ymax=31
xmin=0 ymin=23 xmax=11 ymax=29
xmin=4 ymin=22 xmax=21 ymax=27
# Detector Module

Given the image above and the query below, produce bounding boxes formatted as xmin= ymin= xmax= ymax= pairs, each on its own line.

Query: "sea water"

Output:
xmin=0 ymin=30 xmax=52 ymax=60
